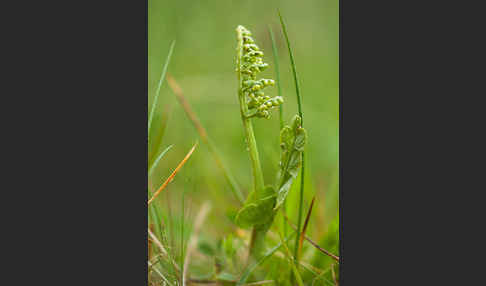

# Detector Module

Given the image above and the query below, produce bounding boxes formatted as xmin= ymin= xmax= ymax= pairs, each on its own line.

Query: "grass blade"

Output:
xmin=237 ymin=232 xmax=295 ymax=286
xmin=278 ymin=231 xmax=304 ymax=286
xmin=148 ymin=227 xmax=168 ymax=256
xmin=283 ymin=212 xmax=339 ymax=262
xmin=148 ymin=260 xmax=175 ymax=286
xmin=278 ymin=10 xmax=306 ymax=266
xmin=278 ymin=12 xmax=303 ymax=120
xmin=166 ymin=73 xmax=245 ymax=204
xmin=311 ymin=268 xmax=335 ymax=286
xmin=148 ymin=188 xmax=164 ymax=243
xmin=298 ymin=196 xmax=315 ymax=255
xmin=148 ymin=40 xmax=176 ymax=138
xmin=148 ymin=142 xmax=197 ymax=205
xmin=148 ymin=144 xmax=173 ymax=177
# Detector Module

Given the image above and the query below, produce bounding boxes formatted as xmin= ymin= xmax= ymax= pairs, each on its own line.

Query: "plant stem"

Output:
xmin=236 ymin=29 xmax=265 ymax=194
xmin=236 ymin=27 xmax=266 ymax=261
xmin=237 ymin=81 xmax=265 ymax=193
xmin=248 ymin=224 xmax=267 ymax=262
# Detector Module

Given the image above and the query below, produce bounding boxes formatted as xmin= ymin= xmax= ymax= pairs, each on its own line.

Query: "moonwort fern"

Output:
xmin=234 ymin=25 xmax=306 ymax=262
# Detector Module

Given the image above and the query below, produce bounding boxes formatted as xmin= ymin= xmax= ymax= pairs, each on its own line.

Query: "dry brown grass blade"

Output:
xmin=298 ymin=197 xmax=315 ymax=255
xmin=148 ymin=142 xmax=197 ymax=205
xmin=148 ymin=223 xmax=154 ymax=261
xmin=148 ymin=227 xmax=168 ymax=256
xmin=283 ymin=212 xmax=340 ymax=262
xmin=166 ymin=73 xmax=244 ymax=204
xmin=148 ymin=260 xmax=172 ymax=285
xmin=183 ymin=201 xmax=212 ymax=286
xmin=148 ymin=227 xmax=182 ymax=277
xmin=167 ymin=74 xmax=208 ymax=141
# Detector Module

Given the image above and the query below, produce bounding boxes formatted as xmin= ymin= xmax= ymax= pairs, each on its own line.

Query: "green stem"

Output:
xmin=237 ymin=90 xmax=265 ymax=192
xmin=248 ymin=224 xmax=267 ymax=262
xmin=236 ymin=29 xmax=265 ymax=194
xmin=236 ymin=27 xmax=266 ymax=261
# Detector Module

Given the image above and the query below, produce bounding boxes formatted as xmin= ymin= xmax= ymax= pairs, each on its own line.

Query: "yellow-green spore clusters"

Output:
xmin=236 ymin=25 xmax=283 ymax=119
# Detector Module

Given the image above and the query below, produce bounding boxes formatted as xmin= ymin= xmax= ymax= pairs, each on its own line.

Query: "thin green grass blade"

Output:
xmin=278 ymin=10 xmax=306 ymax=267
xmin=237 ymin=232 xmax=296 ymax=286
xmin=149 ymin=144 xmax=173 ymax=177
xmin=278 ymin=12 xmax=302 ymax=120
xmin=148 ymin=40 xmax=176 ymax=138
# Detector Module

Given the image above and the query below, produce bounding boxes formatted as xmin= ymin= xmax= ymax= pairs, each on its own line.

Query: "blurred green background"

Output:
xmin=148 ymin=0 xmax=338 ymax=272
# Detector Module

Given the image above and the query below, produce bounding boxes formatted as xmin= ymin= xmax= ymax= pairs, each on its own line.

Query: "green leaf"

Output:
xmin=235 ymin=196 xmax=275 ymax=229
xmin=287 ymin=152 xmax=301 ymax=177
xmin=275 ymin=115 xmax=307 ymax=210
xmin=294 ymin=127 xmax=306 ymax=151
xmin=235 ymin=186 xmax=276 ymax=228
xmin=280 ymin=126 xmax=293 ymax=152
xmin=291 ymin=114 xmax=302 ymax=130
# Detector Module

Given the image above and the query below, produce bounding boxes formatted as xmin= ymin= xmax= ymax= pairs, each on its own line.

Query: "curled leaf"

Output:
xmin=275 ymin=115 xmax=307 ymax=210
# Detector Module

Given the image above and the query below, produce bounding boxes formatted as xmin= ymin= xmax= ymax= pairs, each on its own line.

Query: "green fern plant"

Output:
xmin=234 ymin=25 xmax=307 ymax=262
